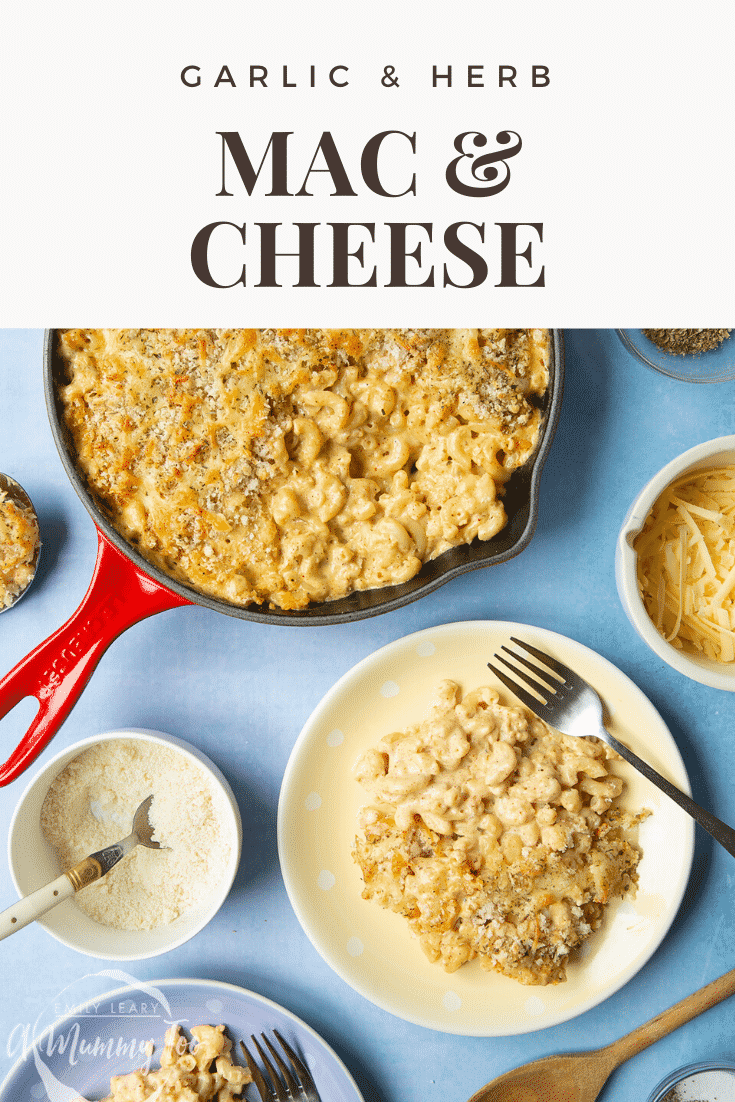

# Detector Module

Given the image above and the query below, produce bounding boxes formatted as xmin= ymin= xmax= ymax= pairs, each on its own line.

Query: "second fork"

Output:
xmin=240 ymin=1031 xmax=321 ymax=1102
xmin=489 ymin=637 xmax=735 ymax=860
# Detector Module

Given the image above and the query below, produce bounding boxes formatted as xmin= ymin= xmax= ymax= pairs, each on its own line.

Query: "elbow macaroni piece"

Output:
xmin=352 ymin=681 xmax=648 ymax=986
xmin=58 ymin=329 xmax=549 ymax=610
xmin=0 ymin=490 xmax=39 ymax=609
xmin=100 ymin=1024 xmax=251 ymax=1101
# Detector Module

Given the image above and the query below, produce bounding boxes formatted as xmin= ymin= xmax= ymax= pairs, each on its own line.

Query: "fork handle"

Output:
xmin=0 ymin=833 xmax=141 ymax=941
xmin=0 ymin=873 xmax=75 ymax=940
xmin=604 ymin=729 xmax=735 ymax=859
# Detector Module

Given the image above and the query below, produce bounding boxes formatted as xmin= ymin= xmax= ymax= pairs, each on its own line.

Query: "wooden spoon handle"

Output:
xmin=605 ymin=966 xmax=735 ymax=1067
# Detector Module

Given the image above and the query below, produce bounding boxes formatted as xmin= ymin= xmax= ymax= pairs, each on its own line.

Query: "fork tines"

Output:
xmin=507 ymin=637 xmax=569 ymax=678
xmin=240 ymin=1030 xmax=318 ymax=1102
xmin=488 ymin=637 xmax=566 ymax=711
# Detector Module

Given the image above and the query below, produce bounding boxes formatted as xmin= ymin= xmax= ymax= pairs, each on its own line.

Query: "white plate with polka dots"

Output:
xmin=277 ymin=620 xmax=694 ymax=1036
xmin=0 ymin=977 xmax=364 ymax=1101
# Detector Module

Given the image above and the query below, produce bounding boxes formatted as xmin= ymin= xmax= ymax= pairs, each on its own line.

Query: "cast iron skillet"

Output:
xmin=0 ymin=329 xmax=564 ymax=784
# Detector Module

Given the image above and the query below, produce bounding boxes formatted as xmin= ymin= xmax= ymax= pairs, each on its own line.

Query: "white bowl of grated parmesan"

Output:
xmin=7 ymin=729 xmax=242 ymax=958
xmin=616 ymin=436 xmax=735 ymax=689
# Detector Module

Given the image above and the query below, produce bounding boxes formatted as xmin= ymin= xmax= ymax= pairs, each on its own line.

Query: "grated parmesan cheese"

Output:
xmin=635 ymin=465 xmax=735 ymax=662
xmin=40 ymin=740 xmax=232 ymax=931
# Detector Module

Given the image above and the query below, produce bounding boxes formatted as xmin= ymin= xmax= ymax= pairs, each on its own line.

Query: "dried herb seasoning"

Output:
xmin=658 ymin=1066 xmax=735 ymax=1101
xmin=643 ymin=329 xmax=732 ymax=355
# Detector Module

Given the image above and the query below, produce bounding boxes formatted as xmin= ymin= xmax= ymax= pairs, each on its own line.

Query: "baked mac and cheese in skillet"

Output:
xmin=353 ymin=681 xmax=647 ymax=986
xmin=58 ymin=329 xmax=549 ymax=610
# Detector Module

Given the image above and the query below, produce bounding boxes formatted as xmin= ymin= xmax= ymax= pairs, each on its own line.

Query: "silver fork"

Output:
xmin=240 ymin=1031 xmax=322 ymax=1102
xmin=488 ymin=637 xmax=735 ymax=859
xmin=0 ymin=794 xmax=164 ymax=940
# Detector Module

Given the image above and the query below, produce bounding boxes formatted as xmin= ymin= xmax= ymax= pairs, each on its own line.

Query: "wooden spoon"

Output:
xmin=468 ymin=966 xmax=735 ymax=1102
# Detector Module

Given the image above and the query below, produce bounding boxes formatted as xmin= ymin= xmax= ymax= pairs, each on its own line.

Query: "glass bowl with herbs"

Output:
xmin=646 ymin=1059 xmax=735 ymax=1102
xmin=617 ymin=328 xmax=735 ymax=383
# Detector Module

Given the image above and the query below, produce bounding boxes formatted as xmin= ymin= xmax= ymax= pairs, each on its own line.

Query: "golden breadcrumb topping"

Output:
xmin=353 ymin=681 xmax=647 ymax=985
xmin=0 ymin=489 xmax=39 ymax=609
xmin=58 ymin=329 xmax=549 ymax=609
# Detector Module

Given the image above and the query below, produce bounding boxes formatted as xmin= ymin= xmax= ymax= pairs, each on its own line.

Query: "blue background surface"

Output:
xmin=0 ymin=328 xmax=733 ymax=1102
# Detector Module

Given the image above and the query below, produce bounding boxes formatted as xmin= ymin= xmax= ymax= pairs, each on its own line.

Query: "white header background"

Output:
xmin=2 ymin=0 xmax=733 ymax=324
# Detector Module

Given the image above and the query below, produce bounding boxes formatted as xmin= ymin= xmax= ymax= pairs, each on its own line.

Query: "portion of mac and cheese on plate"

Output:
xmin=57 ymin=329 xmax=549 ymax=609
xmin=99 ymin=1024 xmax=250 ymax=1102
xmin=353 ymin=681 xmax=646 ymax=986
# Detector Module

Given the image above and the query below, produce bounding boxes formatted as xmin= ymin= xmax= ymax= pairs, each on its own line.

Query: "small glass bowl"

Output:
xmin=646 ymin=1059 xmax=735 ymax=1101
xmin=617 ymin=329 xmax=735 ymax=383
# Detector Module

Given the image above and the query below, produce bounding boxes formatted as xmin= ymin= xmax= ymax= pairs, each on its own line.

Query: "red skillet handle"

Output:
xmin=0 ymin=530 xmax=191 ymax=786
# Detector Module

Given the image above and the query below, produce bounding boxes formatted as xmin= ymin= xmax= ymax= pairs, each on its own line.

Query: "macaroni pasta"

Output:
xmin=99 ymin=1024 xmax=251 ymax=1102
xmin=353 ymin=681 xmax=647 ymax=985
xmin=57 ymin=329 xmax=549 ymax=609
xmin=0 ymin=489 xmax=39 ymax=609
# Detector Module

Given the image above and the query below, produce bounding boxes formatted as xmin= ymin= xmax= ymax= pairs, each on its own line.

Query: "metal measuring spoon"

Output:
xmin=0 ymin=795 xmax=164 ymax=940
xmin=0 ymin=473 xmax=41 ymax=612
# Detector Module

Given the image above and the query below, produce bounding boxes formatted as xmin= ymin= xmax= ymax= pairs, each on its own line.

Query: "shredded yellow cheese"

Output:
xmin=635 ymin=464 xmax=735 ymax=662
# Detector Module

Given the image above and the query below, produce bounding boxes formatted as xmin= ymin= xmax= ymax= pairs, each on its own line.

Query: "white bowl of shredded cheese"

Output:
xmin=616 ymin=436 xmax=735 ymax=689
xmin=8 ymin=729 xmax=242 ymax=958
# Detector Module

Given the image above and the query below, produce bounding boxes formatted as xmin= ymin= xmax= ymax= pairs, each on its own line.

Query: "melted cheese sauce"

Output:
xmin=353 ymin=681 xmax=647 ymax=985
xmin=58 ymin=328 xmax=549 ymax=609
